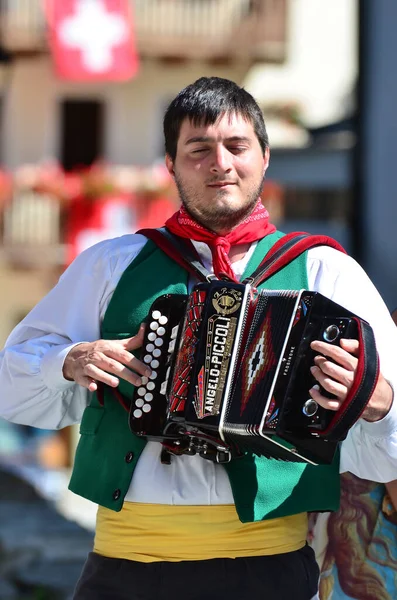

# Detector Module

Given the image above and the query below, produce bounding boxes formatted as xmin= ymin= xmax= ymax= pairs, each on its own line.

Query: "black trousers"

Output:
xmin=73 ymin=545 xmax=319 ymax=600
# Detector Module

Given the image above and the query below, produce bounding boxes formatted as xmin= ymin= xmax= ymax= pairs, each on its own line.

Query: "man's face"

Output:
xmin=165 ymin=112 xmax=270 ymax=233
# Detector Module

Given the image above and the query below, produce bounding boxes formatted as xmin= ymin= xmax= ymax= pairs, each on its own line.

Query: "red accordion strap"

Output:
xmin=244 ymin=231 xmax=347 ymax=287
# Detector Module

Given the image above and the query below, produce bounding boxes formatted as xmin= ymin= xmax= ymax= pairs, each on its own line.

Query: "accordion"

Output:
xmin=129 ymin=280 xmax=378 ymax=465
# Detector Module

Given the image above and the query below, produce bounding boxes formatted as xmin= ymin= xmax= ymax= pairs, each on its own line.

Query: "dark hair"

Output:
xmin=163 ymin=76 xmax=269 ymax=160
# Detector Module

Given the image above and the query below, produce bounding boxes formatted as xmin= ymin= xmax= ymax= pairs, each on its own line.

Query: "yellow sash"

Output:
xmin=94 ymin=502 xmax=308 ymax=562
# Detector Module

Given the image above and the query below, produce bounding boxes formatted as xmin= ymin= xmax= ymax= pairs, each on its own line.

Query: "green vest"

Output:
xmin=69 ymin=232 xmax=341 ymax=522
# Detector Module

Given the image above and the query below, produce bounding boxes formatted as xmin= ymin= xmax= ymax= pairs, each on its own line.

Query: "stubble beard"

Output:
xmin=174 ymin=173 xmax=265 ymax=233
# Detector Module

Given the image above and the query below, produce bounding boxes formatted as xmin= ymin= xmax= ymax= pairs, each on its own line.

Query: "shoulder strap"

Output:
xmin=243 ymin=231 xmax=347 ymax=287
xmin=137 ymin=227 xmax=211 ymax=282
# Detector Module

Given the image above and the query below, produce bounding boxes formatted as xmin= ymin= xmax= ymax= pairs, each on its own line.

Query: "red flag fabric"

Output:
xmin=44 ymin=0 xmax=139 ymax=81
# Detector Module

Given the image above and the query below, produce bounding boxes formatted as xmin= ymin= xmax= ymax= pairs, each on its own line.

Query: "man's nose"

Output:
xmin=209 ymin=146 xmax=232 ymax=174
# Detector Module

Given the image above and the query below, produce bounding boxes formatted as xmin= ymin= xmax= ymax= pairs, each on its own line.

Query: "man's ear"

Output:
xmin=263 ymin=147 xmax=270 ymax=176
xmin=165 ymin=154 xmax=175 ymax=178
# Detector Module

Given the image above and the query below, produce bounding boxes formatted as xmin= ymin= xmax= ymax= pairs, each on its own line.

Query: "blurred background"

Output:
xmin=0 ymin=0 xmax=396 ymax=597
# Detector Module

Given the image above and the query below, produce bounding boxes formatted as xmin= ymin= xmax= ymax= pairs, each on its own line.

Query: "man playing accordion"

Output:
xmin=0 ymin=77 xmax=396 ymax=600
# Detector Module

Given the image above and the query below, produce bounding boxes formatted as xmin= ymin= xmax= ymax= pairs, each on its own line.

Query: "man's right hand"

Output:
xmin=63 ymin=325 xmax=151 ymax=392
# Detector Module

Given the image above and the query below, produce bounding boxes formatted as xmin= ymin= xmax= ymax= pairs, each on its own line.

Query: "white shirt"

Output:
xmin=1 ymin=234 xmax=397 ymax=505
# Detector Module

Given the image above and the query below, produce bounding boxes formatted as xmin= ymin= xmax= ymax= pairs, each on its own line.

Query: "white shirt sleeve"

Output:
xmin=307 ymin=247 xmax=397 ymax=482
xmin=0 ymin=234 xmax=148 ymax=430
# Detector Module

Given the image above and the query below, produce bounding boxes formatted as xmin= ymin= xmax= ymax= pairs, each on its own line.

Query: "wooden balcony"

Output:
xmin=0 ymin=0 xmax=287 ymax=63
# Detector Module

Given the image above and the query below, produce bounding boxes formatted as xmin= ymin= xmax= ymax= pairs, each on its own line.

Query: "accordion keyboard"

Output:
xmin=129 ymin=294 xmax=188 ymax=437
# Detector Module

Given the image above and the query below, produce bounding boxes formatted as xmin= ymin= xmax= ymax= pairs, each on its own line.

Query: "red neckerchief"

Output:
xmin=165 ymin=200 xmax=276 ymax=282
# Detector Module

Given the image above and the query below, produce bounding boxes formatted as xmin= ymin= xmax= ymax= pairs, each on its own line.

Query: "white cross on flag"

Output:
xmin=45 ymin=0 xmax=139 ymax=81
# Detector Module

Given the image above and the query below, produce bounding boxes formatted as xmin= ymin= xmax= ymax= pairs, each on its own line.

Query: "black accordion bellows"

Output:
xmin=129 ymin=280 xmax=378 ymax=466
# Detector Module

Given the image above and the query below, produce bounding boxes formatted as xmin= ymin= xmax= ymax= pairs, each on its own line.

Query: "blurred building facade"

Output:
xmin=0 ymin=0 xmax=288 ymax=348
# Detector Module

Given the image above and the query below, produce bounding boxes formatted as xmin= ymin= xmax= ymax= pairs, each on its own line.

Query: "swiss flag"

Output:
xmin=44 ymin=0 xmax=139 ymax=81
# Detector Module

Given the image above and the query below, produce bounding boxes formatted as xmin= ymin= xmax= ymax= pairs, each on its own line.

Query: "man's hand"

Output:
xmin=63 ymin=325 xmax=151 ymax=392
xmin=309 ymin=338 xmax=393 ymax=422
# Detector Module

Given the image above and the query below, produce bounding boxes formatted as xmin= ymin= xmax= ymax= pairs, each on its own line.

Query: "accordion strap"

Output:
xmin=137 ymin=227 xmax=210 ymax=282
xmin=243 ymin=231 xmax=347 ymax=287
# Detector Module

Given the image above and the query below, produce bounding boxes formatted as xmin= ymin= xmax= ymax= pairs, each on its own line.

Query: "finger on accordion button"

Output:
xmin=149 ymin=371 xmax=157 ymax=380
xmin=141 ymin=376 xmax=148 ymax=385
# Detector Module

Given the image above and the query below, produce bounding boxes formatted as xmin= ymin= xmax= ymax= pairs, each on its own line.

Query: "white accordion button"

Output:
xmin=141 ymin=376 xmax=148 ymax=385
xmin=144 ymin=393 xmax=153 ymax=402
xmin=153 ymin=349 xmax=161 ymax=358
xmin=152 ymin=310 xmax=161 ymax=320
xmin=149 ymin=371 xmax=157 ymax=380
xmin=154 ymin=338 xmax=163 ymax=347
xmin=150 ymin=322 xmax=159 ymax=331
xmin=137 ymin=387 xmax=146 ymax=397
xmin=135 ymin=398 xmax=144 ymax=408
xmin=146 ymin=343 xmax=155 ymax=353
xmin=142 ymin=404 xmax=151 ymax=413
xmin=148 ymin=332 xmax=156 ymax=342
xmin=157 ymin=327 xmax=166 ymax=336
xmin=147 ymin=382 xmax=155 ymax=391
xmin=133 ymin=409 xmax=142 ymax=418
xmin=159 ymin=315 xmax=168 ymax=325
xmin=151 ymin=359 xmax=160 ymax=369
xmin=144 ymin=355 xmax=152 ymax=364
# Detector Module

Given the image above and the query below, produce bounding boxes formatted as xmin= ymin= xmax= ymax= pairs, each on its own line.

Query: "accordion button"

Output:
xmin=136 ymin=398 xmax=144 ymax=408
xmin=149 ymin=371 xmax=158 ymax=380
xmin=323 ymin=325 xmax=340 ymax=343
xmin=303 ymin=399 xmax=318 ymax=417
xmin=153 ymin=349 xmax=161 ymax=358
xmin=151 ymin=360 xmax=160 ymax=369
xmin=133 ymin=409 xmax=143 ymax=418
xmin=137 ymin=387 xmax=146 ymax=396
xmin=144 ymin=355 xmax=152 ymax=363
xmin=159 ymin=316 xmax=168 ymax=325
xmin=152 ymin=310 xmax=161 ymax=320
xmin=155 ymin=338 xmax=163 ymax=347
xmin=144 ymin=393 xmax=153 ymax=402
xmin=143 ymin=404 xmax=151 ymax=413
xmin=146 ymin=344 xmax=155 ymax=352
xmin=157 ymin=327 xmax=166 ymax=336
xmin=125 ymin=452 xmax=134 ymax=463
xmin=113 ymin=489 xmax=121 ymax=501
xmin=141 ymin=376 xmax=149 ymax=385
xmin=150 ymin=322 xmax=159 ymax=331
xmin=147 ymin=382 xmax=155 ymax=391
xmin=148 ymin=332 xmax=156 ymax=341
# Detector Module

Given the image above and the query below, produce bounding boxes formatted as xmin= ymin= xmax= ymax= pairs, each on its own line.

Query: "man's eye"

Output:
xmin=192 ymin=148 xmax=207 ymax=154
xmin=229 ymin=146 xmax=246 ymax=153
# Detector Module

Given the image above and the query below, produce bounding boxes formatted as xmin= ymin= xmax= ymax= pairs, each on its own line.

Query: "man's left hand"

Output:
xmin=309 ymin=338 xmax=393 ymax=422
